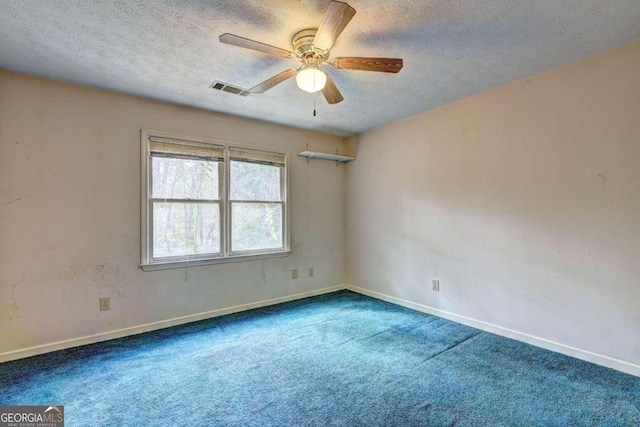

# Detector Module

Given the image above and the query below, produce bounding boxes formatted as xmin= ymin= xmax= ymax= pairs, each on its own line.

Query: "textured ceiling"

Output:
xmin=1 ymin=1 xmax=639 ymax=136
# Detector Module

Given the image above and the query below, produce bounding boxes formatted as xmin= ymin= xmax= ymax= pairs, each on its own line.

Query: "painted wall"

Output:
xmin=0 ymin=71 xmax=345 ymax=354
xmin=345 ymin=41 xmax=640 ymax=365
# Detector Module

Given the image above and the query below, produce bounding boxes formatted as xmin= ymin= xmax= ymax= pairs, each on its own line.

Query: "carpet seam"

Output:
xmin=417 ymin=331 xmax=484 ymax=366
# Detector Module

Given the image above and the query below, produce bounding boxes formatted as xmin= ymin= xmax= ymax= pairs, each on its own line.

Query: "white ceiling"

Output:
xmin=1 ymin=1 xmax=639 ymax=136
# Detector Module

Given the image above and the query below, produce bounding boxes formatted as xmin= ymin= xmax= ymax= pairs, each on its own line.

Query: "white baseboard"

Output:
xmin=0 ymin=285 xmax=346 ymax=363
xmin=347 ymin=285 xmax=640 ymax=377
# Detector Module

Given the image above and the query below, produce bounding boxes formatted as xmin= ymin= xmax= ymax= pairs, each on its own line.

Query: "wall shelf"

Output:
xmin=298 ymin=151 xmax=355 ymax=164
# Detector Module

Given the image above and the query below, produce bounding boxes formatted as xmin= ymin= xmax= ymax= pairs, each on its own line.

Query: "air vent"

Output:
xmin=209 ymin=81 xmax=250 ymax=97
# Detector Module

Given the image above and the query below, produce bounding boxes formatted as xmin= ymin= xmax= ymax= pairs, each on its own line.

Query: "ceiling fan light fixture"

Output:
xmin=296 ymin=66 xmax=327 ymax=93
xmin=218 ymin=1 xmax=402 ymax=104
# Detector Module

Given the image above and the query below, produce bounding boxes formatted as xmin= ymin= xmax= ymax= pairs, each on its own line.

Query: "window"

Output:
xmin=141 ymin=131 xmax=289 ymax=270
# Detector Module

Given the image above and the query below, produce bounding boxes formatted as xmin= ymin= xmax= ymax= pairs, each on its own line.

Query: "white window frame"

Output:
xmin=140 ymin=130 xmax=290 ymax=271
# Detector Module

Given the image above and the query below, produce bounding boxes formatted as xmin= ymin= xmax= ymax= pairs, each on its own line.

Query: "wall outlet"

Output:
xmin=292 ymin=269 xmax=298 ymax=279
xmin=308 ymin=267 xmax=314 ymax=277
xmin=432 ymin=280 xmax=440 ymax=292
xmin=99 ymin=296 xmax=110 ymax=311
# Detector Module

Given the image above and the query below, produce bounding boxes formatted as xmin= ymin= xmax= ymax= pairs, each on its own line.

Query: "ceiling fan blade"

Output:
xmin=321 ymin=74 xmax=344 ymax=104
xmin=249 ymin=69 xmax=297 ymax=94
xmin=331 ymin=57 xmax=403 ymax=73
xmin=313 ymin=1 xmax=356 ymax=51
xmin=219 ymin=33 xmax=293 ymax=58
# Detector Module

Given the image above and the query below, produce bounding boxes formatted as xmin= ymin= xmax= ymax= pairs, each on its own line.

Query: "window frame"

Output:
xmin=140 ymin=130 xmax=290 ymax=271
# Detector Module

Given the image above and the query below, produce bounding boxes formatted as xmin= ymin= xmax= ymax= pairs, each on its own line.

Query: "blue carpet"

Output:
xmin=1 ymin=290 xmax=639 ymax=426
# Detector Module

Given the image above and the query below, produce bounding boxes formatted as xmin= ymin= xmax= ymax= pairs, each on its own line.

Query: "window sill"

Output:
xmin=140 ymin=251 xmax=291 ymax=271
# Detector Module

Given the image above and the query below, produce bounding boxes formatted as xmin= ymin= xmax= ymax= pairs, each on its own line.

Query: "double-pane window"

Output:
xmin=141 ymin=132 xmax=288 ymax=269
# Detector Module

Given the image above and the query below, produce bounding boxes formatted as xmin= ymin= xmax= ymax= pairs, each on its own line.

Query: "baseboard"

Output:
xmin=346 ymin=285 xmax=640 ymax=377
xmin=0 ymin=285 xmax=347 ymax=363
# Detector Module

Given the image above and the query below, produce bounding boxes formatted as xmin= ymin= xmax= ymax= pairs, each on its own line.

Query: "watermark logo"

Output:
xmin=0 ymin=406 xmax=64 ymax=427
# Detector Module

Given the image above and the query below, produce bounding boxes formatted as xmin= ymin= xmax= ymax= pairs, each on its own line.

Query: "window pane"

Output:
xmin=153 ymin=202 xmax=220 ymax=258
xmin=152 ymin=157 xmax=219 ymax=200
xmin=230 ymin=161 xmax=281 ymax=201
xmin=232 ymin=203 xmax=283 ymax=252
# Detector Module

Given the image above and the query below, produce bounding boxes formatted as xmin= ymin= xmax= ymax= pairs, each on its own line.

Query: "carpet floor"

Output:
xmin=1 ymin=290 xmax=639 ymax=426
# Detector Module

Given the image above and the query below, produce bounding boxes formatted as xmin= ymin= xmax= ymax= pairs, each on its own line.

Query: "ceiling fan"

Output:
xmin=218 ymin=0 xmax=403 ymax=105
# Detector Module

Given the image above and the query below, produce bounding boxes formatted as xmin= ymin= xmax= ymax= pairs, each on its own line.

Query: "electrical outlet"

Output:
xmin=292 ymin=269 xmax=298 ymax=279
xmin=432 ymin=280 xmax=440 ymax=292
xmin=99 ymin=296 xmax=110 ymax=311
xmin=308 ymin=267 xmax=314 ymax=277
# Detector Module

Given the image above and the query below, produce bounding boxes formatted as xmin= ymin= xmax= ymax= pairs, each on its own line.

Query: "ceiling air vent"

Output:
xmin=209 ymin=81 xmax=250 ymax=97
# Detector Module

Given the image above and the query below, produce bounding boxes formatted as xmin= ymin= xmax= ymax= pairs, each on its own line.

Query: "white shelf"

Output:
xmin=298 ymin=151 xmax=355 ymax=163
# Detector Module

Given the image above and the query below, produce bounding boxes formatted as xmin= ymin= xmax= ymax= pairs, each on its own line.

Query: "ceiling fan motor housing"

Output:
xmin=292 ymin=29 xmax=329 ymax=67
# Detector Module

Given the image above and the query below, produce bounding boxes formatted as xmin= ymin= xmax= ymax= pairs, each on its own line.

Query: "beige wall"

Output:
xmin=0 ymin=71 xmax=346 ymax=354
xmin=345 ymin=41 xmax=640 ymax=365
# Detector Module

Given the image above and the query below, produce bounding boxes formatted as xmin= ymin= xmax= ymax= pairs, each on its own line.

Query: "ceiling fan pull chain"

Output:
xmin=313 ymin=91 xmax=317 ymax=117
